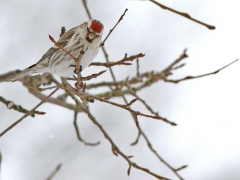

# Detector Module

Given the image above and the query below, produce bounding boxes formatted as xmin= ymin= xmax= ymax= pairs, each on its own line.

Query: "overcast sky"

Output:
xmin=1 ymin=0 xmax=240 ymax=180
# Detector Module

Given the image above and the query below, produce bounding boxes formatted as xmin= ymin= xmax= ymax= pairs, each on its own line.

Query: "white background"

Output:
xmin=1 ymin=0 xmax=240 ymax=179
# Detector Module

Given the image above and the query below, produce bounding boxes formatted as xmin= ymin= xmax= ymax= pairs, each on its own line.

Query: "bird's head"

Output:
xmin=85 ymin=19 xmax=104 ymax=44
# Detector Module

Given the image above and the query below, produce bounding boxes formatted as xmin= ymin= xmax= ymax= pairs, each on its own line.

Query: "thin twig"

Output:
xmin=81 ymin=105 xmax=170 ymax=180
xmin=101 ymin=9 xmax=128 ymax=46
xmin=90 ymin=53 xmax=145 ymax=67
xmin=102 ymin=47 xmax=117 ymax=82
xmin=121 ymin=95 xmax=184 ymax=180
xmin=0 ymin=96 xmax=45 ymax=117
xmin=82 ymin=0 xmax=92 ymax=19
xmin=130 ymin=130 xmax=141 ymax=146
xmin=73 ymin=111 xmax=100 ymax=146
xmin=82 ymin=70 xmax=106 ymax=81
xmin=164 ymin=59 xmax=239 ymax=83
xmin=90 ymin=95 xmax=171 ymax=127
xmin=140 ymin=129 xmax=185 ymax=180
xmin=46 ymin=163 xmax=62 ymax=180
xmin=176 ymin=165 xmax=188 ymax=172
xmin=0 ymin=87 xmax=59 ymax=138
xmin=78 ymin=3 xmax=181 ymax=178
xmin=149 ymin=0 xmax=215 ymax=30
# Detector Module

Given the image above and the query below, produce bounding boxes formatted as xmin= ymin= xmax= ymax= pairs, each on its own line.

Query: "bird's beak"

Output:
xmin=87 ymin=33 xmax=95 ymax=40
xmin=86 ymin=32 xmax=96 ymax=43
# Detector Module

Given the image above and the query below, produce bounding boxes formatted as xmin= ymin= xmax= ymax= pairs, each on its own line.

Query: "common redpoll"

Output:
xmin=8 ymin=19 xmax=104 ymax=81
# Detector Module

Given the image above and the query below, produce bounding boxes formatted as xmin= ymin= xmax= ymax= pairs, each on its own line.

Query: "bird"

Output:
xmin=7 ymin=19 xmax=104 ymax=82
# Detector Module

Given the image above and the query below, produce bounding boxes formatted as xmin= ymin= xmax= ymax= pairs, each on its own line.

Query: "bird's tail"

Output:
xmin=6 ymin=64 xmax=40 ymax=82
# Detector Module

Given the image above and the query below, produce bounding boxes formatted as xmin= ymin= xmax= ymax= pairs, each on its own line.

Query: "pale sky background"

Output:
xmin=1 ymin=0 xmax=240 ymax=180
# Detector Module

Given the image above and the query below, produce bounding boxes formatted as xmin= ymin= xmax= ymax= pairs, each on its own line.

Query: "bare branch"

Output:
xmin=0 ymin=87 xmax=60 ymax=138
xmin=164 ymin=59 xmax=239 ymax=83
xmin=82 ymin=0 xmax=92 ymax=19
xmin=132 ymin=93 xmax=177 ymax=126
xmin=121 ymin=96 xmax=185 ymax=180
xmin=90 ymin=95 xmax=170 ymax=127
xmin=149 ymin=0 xmax=215 ymax=30
xmin=140 ymin=130 xmax=185 ymax=180
xmin=130 ymin=130 xmax=141 ymax=146
xmin=101 ymin=9 xmax=128 ymax=47
xmin=82 ymin=70 xmax=107 ymax=81
xmin=46 ymin=163 xmax=62 ymax=180
xmin=81 ymin=105 xmax=170 ymax=180
xmin=90 ymin=53 xmax=145 ymax=67
xmin=0 ymin=96 xmax=44 ymax=117
xmin=176 ymin=165 xmax=188 ymax=172
xmin=73 ymin=111 xmax=100 ymax=146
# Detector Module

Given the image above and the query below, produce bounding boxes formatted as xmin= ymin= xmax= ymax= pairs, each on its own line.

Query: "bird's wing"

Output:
xmin=37 ymin=25 xmax=82 ymax=63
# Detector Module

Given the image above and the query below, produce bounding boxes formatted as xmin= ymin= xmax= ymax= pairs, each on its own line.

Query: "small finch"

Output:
xmin=8 ymin=19 xmax=104 ymax=81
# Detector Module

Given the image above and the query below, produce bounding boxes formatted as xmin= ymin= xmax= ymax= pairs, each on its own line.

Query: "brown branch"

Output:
xmin=90 ymin=53 xmax=145 ymax=67
xmin=81 ymin=105 xmax=170 ymax=180
xmin=90 ymin=95 xmax=171 ymax=127
xmin=0 ymin=70 xmax=21 ymax=82
xmin=121 ymin=95 xmax=185 ymax=180
xmin=176 ymin=165 xmax=188 ymax=172
xmin=0 ymin=96 xmax=45 ymax=117
xmin=101 ymin=9 xmax=128 ymax=47
xmin=140 ymin=129 xmax=185 ymax=180
xmin=82 ymin=0 xmax=92 ymax=19
xmin=80 ymin=70 xmax=107 ymax=81
xmin=73 ymin=111 xmax=100 ymax=146
xmin=130 ymin=130 xmax=141 ymax=146
xmin=0 ymin=87 xmax=60 ymax=138
xmin=164 ymin=59 xmax=239 ymax=83
xmin=131 ymin=93 xmax=177 ymax=126
xmin=27 ymin=88 xmax=83 ymax=113
xmin=79 ymin=1 xmax=184 ymax=177
xmin=46 ymin=163 xmax=62 ymax=180
xmin=149 ymin=0 xmax=215 ymax=30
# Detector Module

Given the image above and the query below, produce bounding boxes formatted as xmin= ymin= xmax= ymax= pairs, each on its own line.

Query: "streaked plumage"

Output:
xmin=8 ymin=19 xmax=104 ymax=81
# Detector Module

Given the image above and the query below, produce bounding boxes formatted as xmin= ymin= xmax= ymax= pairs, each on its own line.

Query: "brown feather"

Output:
xmin=37 ymin=24 xmax=83 ymax=63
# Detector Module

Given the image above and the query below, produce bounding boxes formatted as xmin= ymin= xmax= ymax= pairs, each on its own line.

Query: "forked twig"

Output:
xmin=90 ymin=53 xmax=145 ymax=67
xmin=81 ymin=105 xmax=170 ymax=180
xmin=90 ymin=95 xmax=173 ymax=128
xmin=164 ymin=59 xmax=239 ymax=83
xmin=0 ymin=96 xmax=45 ymax=117
xmin=0 ymin=87 xmax=60 ymax=137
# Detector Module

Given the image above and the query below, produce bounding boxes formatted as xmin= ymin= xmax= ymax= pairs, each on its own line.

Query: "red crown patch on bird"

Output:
xmin=90 ymin=20 xmax=103 ymax=33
